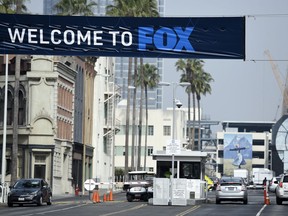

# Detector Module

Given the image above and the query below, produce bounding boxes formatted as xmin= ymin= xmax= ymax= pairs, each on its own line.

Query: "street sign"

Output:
xmin=84 ymin=179 xmax=98 ymax=191
xmin=166 ymin=139 xmax=181 ymax=154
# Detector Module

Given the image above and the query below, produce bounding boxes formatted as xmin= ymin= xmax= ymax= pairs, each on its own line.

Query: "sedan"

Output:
xmin=216 ymin=176 xmax=248 ymax=204
xmin=275 ymin=174 xmax=288 ymax=205
xmin=7 ymin=178 xmax=52 ymax=207
xmin=268 ymin=176 xmax=281 ymax=192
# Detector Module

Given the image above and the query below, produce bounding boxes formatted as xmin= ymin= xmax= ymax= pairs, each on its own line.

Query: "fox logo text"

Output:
xmin=138 ymin=27 xmax=195 ymax=52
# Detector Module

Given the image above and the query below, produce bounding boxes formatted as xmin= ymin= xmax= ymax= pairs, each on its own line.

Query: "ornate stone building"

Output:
xmin=0 ymin=55 xmax=96 ymax=195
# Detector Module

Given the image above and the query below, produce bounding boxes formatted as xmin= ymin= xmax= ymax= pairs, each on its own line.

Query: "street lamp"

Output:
xmin=1 ymin=55 xmax=8 ymax=189
xmin=159 ymin=81 xmax=190 ymax=140
xmin=159 ymin=81 xmax=190 ymax=205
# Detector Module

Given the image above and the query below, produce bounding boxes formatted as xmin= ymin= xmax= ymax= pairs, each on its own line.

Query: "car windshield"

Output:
xmin=14 ymin=180 xmax=41 ymax=189
xmin=220 ymin=177 xmax=243 ymax=185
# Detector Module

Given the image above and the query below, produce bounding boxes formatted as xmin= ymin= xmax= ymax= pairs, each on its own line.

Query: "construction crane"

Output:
xmin=264 ymin=49 xmax=288 ymax=116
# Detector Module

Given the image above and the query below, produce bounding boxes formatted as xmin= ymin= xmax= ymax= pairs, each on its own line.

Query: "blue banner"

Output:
xmin=0 ymin=14 xmax=245 ymax=59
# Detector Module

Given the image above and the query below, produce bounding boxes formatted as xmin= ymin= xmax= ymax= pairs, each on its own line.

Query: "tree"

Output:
xmin=175 ymin=59 xmax=205 ymax=150
xmin=54 ymin=0 xmax=97 ymax=16
xmin=135 ymin=63 xmax=160 ymax=170
xmin=195 ymin=70 xmax=213 ymax=150
xmin=0 ymin=0 xmax=28 ymax=13
xmin=106 ymin=0 xmax=159 ymax=174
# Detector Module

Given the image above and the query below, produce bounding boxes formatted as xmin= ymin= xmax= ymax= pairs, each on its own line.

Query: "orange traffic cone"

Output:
xmin=92 ymin=191 xmax=100 ymax=203
xmin=108 ymin=190 xmax=114 ymax=201
xmin=103 ymin=193 xmax=107 ymax=202
xmin=265 ymin=192 xmax=271 ymax=205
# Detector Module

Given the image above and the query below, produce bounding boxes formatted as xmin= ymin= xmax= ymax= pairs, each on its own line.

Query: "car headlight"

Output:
xmin=30 ymin=190 xmax=38 ymax=195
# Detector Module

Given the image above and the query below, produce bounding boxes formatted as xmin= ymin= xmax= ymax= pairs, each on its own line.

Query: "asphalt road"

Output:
xmin=0 ymin=190 xmax=287 ymax=216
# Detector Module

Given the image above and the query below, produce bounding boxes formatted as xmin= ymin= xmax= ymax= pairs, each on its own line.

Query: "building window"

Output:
xmin=149 ymin=167 xmax=154 ymax=172
xmin=218 ymin=150 xmax=223 ymax=158
xmin=18 ymin=86 xmax=26 ymax=125
xmin=218 ymin=139 xmax=224 ymax=145
xmin=148 ymin=125 xmax=154 ymax=136
xmin=163 ymin=126 xmax=171 ymax=136
xmin=148 ymin=147 xmax=153 ymax=156
xmin=7 ymin=87 xmax=14 ymax=125
xmin=253 ymin=140 xmax=265 ymax=146
xmin=253 ymin=151 xmax=264 ymax=159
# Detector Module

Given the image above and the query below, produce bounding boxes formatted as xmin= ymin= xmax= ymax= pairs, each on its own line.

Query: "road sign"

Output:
xmin=84 ymin=179 xmax=98 ymax=191
xmin=166 ymin=139 xmax=181 ymax=154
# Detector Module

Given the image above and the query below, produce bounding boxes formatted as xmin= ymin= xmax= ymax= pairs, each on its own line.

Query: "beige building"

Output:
xmin=114 ymin=107 xmax=187 ymax=173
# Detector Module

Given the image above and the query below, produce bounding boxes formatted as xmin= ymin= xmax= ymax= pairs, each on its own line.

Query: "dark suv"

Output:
xmin=275 ymin=174 xmax=288 ymax=205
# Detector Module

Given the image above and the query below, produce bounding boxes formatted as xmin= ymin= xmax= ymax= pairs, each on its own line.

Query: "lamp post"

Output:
xmin=160 ymin=81 xmax=190 ymax=205
xmin=1 ymin=55 xmax=8 ymax=189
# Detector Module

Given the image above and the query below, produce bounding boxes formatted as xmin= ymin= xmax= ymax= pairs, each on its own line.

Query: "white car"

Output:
xmin=268 ymin=176 xmax=281 ymax=193
xmin=124 ymin=171 xmax=155 ymax=202
xmin=275 ymin=174 xmax=288 ymax=205
xmin=216 ymin=177 xmax=248 ymax=204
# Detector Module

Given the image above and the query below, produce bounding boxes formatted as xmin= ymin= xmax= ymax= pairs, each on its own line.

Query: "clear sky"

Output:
xmin=164 ymin=0 xmax=288 ymax=124
xmin=26 ymin=0 xmax=288 ymax=124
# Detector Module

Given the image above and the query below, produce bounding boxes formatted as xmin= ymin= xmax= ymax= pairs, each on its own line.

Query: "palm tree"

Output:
xmin=175 ymin=59 xmax=204 ymax=150
xmin=0 ymin=0 xmax=28 ymax=13
xmin=195 ymin=70 xmax=213 ymax=150
xmin=54 ymin=0 xmax=97 ymax=16
xmin=135 ymin=63 xmax=160 ymax=170
xmin=106 ymin=0 xmax=158 ymax=174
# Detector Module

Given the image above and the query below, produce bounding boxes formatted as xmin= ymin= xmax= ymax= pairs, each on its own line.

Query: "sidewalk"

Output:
xmin=0 ymin=189 xmax=123 ymax=207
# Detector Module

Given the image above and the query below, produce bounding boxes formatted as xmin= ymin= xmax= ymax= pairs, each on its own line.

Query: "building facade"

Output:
xmin=92 ymin=57 xmax=120 ymax=183
xmin=215 ymin=121 xmax=274 ymax=178
xmin=0 ymin=55 xmax=97 ymax=195
xmin=114 ymin=108 xmax=187 ymax=173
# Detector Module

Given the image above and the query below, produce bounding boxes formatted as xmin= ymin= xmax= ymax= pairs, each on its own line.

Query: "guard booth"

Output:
xmin=152 ymin=150 xmax=208 ymax=206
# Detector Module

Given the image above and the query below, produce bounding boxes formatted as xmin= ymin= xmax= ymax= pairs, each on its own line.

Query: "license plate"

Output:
xmin=227 ymin=187 xmax=235 ymax=191
xmin=18 ymin=197 xmax=25 ymax=201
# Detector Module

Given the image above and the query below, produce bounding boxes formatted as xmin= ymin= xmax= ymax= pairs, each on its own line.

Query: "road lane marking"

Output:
xmin=99 ymin=204 xmax=147 ymax=216
xmin=176 ymin=205 xmax=201 ymax=216
xmin=256 ymin=204 xmax=267 ymax=216
xmin=21 ymin=203 xmax=88 ymax=216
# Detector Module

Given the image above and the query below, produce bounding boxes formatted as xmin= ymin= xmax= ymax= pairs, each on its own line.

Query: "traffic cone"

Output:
xmin=263 ymin=186 xmax=267 ymax=204
xmin=103 ymin=193 xmax=107 ymax=202
xmin=265 ymin=192 xmax=271 ymax=205
xmin=92 ymin=191 xmax=100 ymax=203
xmin=108 ymin=190 xmax=114 ymax=201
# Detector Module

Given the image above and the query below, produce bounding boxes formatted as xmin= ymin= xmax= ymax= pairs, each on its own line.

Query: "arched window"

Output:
xmin=18 ymin=85 xmax=26 ymax=125
xmin=7 ymin=85 xmax=14 ymax=126
xmin=0 ymin=87 xmax=3 ymax=125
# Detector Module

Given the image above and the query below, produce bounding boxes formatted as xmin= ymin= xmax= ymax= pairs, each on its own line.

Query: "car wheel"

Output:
xmin=216 ymin=198 xmax=220 ymax=204
xmin=37 ymin=196 xmax=43 ymax=206
xmin=47 ymin=195 xmax=52 ymax=205
xmin=127 ymin=194 xmax=133 ymax=202
xmin=276 ymin=196 xmax=282 ymax=205
xmin=7 ymin=202 xmax=13 ymax=207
